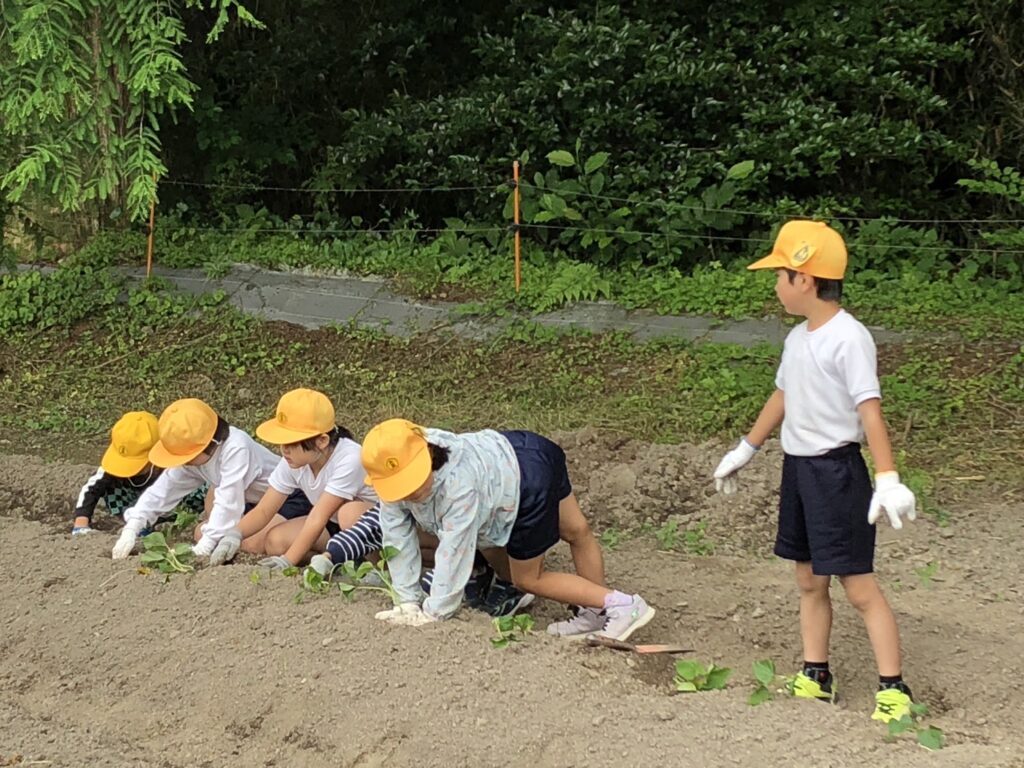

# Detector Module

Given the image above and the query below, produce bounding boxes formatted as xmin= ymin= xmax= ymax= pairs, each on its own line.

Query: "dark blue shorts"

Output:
xmin=243 ymin=489 xmax=312 ymax=521
xmin=774 ymin=443 xmax=875 ymax=576
xmin=501 ymin=431 xmax=573 ymax=560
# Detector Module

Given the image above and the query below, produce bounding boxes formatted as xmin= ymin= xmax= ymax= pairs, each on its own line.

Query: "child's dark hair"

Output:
xmin=291 ymin=425 xmax=354 ymax=452
xmin=201 ymin=417 xmax=231 ymax=456
xmin=428 ymin=443 xmax=450 ymax=471
xmin=785 ymin=269 xmax=843 ymax=301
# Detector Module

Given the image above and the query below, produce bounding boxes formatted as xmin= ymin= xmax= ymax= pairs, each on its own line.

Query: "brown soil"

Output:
xmin=1 ymin=440 xmax=1022 ymax=768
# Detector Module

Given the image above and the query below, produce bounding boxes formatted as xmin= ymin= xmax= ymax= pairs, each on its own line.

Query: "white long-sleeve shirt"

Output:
xmin=380 ymin=428 xmax=520 ymax=619
xmin=123 ymin=426 xmax=279 ymax=540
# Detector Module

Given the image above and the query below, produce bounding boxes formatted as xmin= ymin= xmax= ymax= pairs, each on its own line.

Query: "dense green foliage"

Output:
xmin=4 ymin=0 xmax=1024 ymax=286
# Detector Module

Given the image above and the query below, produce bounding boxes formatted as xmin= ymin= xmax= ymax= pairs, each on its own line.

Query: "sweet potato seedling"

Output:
xmin=491 ymin=614 xmax=535 ymax=649
xmin=160 ymin=509 xmax=199 ymax=540
xmin=673 ymin=659 xmax=732 ymax=693
xmin=886 ymin=701 xmax=944 ymax=750
xmin=138 ymin=532 xmax=194 ymax=578
xmin=747 ymin=659 xmax=792 ymax=706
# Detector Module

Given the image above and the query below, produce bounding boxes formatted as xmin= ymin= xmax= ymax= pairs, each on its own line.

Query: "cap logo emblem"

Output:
xmin=790 ymin=243 xmax=815 ymax=266
xmin=278 ymin=412 xmax=288 ymax=424
xmin=385 ymin=457 xmax=400 ymax=471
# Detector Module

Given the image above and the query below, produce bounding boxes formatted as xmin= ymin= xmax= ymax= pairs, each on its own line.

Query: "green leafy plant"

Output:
xmin=673 ymin=659 xmax=732 ymax=693
xmin=490 ymin=614 xmax=535 ymax=649
xmin=886 ymin=702 xmax=944 ymax=750
xmin=160 ymin=509 xmax=200 ymax=540
xmin=914 ymin=561 xmax=940 ymax=588
xmin=138 ymin=532 xmax=194 ymax=577
xmin=683 ymin=521 xmax=714 ymax=556
xmin=655 ymin=520 xmax=679 ymax=551
xmin=599 ymin=528 xmax=622 ymax=550
xmin=747 ymin=659 xmax=792 ymax=706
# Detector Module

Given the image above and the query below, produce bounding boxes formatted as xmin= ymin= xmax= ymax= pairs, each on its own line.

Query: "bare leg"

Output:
xmin=508 ymin=554 xmax=610 ymax=608
xmin=264 ymin=517 xmax=328 ymax=562
xmin=241 ymin=514 xmax=290 ymax=554
xmin=559 ymin=493 xmax=606 ymax=587
xmin=840 ymin=573 xmax=902 ymax=677
xmin=796 ymin=562 xmax=832 ymax=663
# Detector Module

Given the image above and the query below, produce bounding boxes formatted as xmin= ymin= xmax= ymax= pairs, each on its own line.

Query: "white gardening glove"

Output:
xmin=258 ymin=554 xmax=292 ymax=571
xmin=867 ymin=472 xmax=917 ymax=530
xmin=112 ymin=519 xmax=145 ymax=560
xmin=713 ymin=438 xmax=759 ymax=495
xmin=374 ymin=603 xmax=435 ymax=627
xmin=209 ymin=530 xmax=242 ymax=566
xmin=192 ymin=534 xmax=218 ymax=558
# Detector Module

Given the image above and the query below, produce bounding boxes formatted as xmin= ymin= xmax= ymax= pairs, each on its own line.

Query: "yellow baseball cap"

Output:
xmin=361 ymin=418 xmax=432 ymax=502
xmin=747 ymin=220 xmax=848 ymax=280
xmin=101 ymin=411 xmax=159 ymax=477
xmin=256 ymin=388 xmax=336 ymax=445
xmin=149 ymin=398 xmax=219 ymax=468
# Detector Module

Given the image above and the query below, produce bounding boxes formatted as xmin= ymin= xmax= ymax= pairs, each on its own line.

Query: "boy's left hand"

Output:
xmin=868 ymin=472 xmax=917 ymax=530
xmin=192 ymin=534 xmax=218 ymax=558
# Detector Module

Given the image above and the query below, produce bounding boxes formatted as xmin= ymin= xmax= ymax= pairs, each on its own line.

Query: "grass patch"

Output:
xmin=0 ymin=272 xmax=1021 ymax=508
xmin=33 ymin=226 xmax=1024 ymax=341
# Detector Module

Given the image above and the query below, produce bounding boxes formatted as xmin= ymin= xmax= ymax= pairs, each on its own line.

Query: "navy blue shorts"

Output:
xmin=774 ymin=443 xmax=875 ymax=576
xmin=501 ymin=431 xmax=573 ymax=560
xmin=243 ymin=489 xmax=312 ymax=521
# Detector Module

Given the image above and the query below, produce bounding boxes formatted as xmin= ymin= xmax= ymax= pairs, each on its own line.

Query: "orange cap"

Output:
xmin=101 ymin=411 xmax=159 ymax=477
xmin=256 ymin=388 xmax=335 ymax=445
xmin=149 ymin=398 xmax=219 ymax=468
xmin=361 ymin=418 xmax=432 ymax=502
xmin=747 ymin=220 xmax=848 ymax=280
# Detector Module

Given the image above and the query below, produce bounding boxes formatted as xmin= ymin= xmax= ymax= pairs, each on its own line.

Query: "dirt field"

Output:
xmin=2 ymin=435 xmax=1022 ymax=768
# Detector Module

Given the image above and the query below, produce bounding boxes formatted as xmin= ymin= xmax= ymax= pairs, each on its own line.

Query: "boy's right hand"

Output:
xmin=112 ymin=519 xmax=145 ymax=560
xmin=713 ymin=438 xmax=759 ymax=495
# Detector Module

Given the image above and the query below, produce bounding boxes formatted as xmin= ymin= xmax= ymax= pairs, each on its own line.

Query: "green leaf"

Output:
xmin=379 ymin=545 xmax=400 ymax=562
xmin=673 ymin=660 xmax=703 ymax=681
xmin=753 ymin=659 xmax=775 ymax=686
xmin=704 ymin=666 xmax=733 ymax=690
xmin=917 ymin=726 xmax=943 ymax=750
xmin=141 ymin=532 xmax=168 ymax=551
xmin=748 ymin=686 xmax=772 ymax=706
xmin=584 ymin=152 xmax=609 ymax=174
xmin=546 ymin=150 xmax=575 ymax=168
xmin=589 ymin=172 xmax=606 ymax=196
xmin=888 ymin=716 xmax=914 ymax=736
xmin=139 ymin=551 xmax=165 ymax=565
xmin=725 ymin=160 xmax=755 ymax=180
xmin=674 ymin=679 xmax=698 ymax=693
xmin=172 ymin=543 xmax=193 ymax=557
xmin=281 ymin=566 xmax=301 ymax=578
xmin=490 ymin=637 xmax=510 ymax=649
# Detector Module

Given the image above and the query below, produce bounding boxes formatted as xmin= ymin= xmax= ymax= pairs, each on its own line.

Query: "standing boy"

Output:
xmin=713 ymin=220 xmax=917 ymax=722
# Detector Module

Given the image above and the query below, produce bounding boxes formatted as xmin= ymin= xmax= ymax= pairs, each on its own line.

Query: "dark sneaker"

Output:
xmin=421 ymin=563 xmax=495 ymax=609
xmin=480 ymin=578 xmax=534 ymax=617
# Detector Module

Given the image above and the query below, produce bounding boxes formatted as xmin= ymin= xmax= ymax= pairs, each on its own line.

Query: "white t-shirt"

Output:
xmin=268 ymin=437 xmax=378 ymax=506
xmin=776 ymin=309 xmax=881 ymax=457
xmin=124 ymin=426 xmax=280 ymax=539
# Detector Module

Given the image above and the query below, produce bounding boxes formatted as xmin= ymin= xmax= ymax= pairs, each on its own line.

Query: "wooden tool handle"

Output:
xmin=585 ymin=634 xmax=635 ymax=651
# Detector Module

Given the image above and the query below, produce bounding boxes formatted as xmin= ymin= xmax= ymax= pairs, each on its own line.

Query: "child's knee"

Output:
xmin=795 ymin=565 xmax=829 ymax=596
xmin=839 ymin=574 xmax=880 ymax=612
xmin=264 ymin=526 xmax=291 ymax=556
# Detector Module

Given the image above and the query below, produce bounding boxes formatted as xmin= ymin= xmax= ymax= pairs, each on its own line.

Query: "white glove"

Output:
xmin=258 ymin=554 xmax=292 ymax=571
xmin=713 ymin=438 xmax=759 ymax=495
xmin=374 ymin=603 xmax=435 ymax=627
xmin=209 ymin=530 xmax=242 ymax=566
xmin=192 ymin=534 xmax=218 ymax=558
xmin=868 ymin=472 xmax=917 ymax=530
xmin=112 ymin=519 xmax=145 ymax=560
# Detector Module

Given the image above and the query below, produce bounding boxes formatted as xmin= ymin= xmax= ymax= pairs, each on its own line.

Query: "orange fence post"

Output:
xmin=513 ymin=160 xmax=521 ymax=293
xmin=146 ymin=173 xmax=157 ymax=278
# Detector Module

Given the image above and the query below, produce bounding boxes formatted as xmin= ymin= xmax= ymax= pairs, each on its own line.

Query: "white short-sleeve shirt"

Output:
xmin=268 ymin=438 xmax=378 ymax=505
xmin=776 ymin=309 xmax=882 ymax=457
